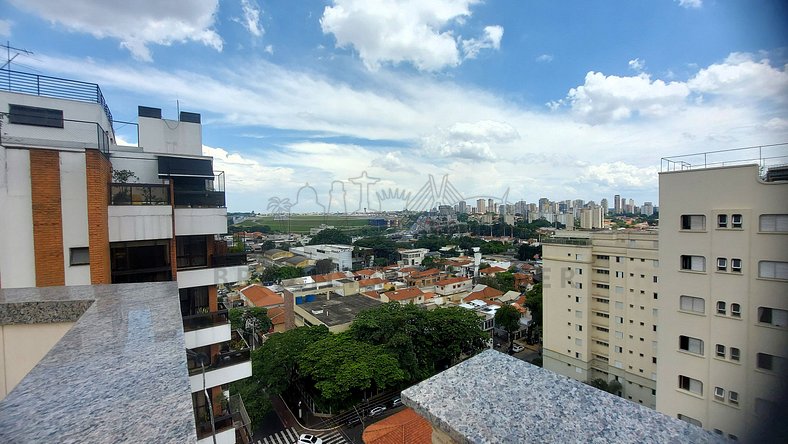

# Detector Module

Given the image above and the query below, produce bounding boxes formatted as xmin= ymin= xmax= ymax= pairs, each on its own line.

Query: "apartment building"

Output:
xmin=0 ymin=69 xmax=250 ymax=444
xmin=290 ymin=244 xmax=353 ymax=271
xmin=656 ymin=159 xmax=788 ymax=440
xmin=542 ymin=230 xmax=659 ymax=409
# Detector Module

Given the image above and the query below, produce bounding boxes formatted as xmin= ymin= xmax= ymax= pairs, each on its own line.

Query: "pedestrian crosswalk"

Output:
xmin=258 ymin=427 xmax=349 ymax=444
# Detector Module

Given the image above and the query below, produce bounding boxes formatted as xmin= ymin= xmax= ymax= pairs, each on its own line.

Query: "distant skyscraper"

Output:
xmin=642 ymin=201 xmax=654 ymax=216
xmin=476 ymin=199 xmax=486 ymax=214
xmin=488 ymin=198 xmax=494 ymax=213
xmin=538 ymin=197 xmax=550 ymax=213
xmin=458 ymin=200 xmax=467 ymax=214
xmin=600 ymin=198 xmax=608 ymax=214
xmin=614 ymin=194 xmax=621 ymax=214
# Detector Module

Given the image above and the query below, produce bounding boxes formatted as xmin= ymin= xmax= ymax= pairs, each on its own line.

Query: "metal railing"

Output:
xmin=230 ymin=394 xmax=254 ymax=441
xmin=212 ymin=253 xmax=248 ymax=267
xmin=0 ymin=113 xmax=111 ymax=156
xmin=661 ymin=143 xmax=788 ymax=175
xmin=173 ymin=172 xmax=226 ymax=208
xmin=188 ymin=348 xmax=251 ymax=376
xmin=541 ymin=237 xmax=592 ymax=246
xmin=182 ymin=310 xmax=229 ymax=332
xmin=0 ymin=68 xmax=113 ymax=125
xmin=109 ymin=183 xmax=170 ymax=205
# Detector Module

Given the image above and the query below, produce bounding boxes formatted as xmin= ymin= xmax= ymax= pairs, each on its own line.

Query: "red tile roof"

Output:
xmin=358 ymin=278 xmax=386 ymax=287
xmin=362 ymin=291 xmax=381 ymax=299
xmin=479 ymin=266 xmax=507 ymax=275
xmin=435 ymin=276 xmax=471 ymax=287
xmin=354 ymin=269 xmax=378 ymax=276
xmin=240 ymin=285 xmax=284 ymax=308
xmin=266 ymin=306 xmax=286 ymax=325
xmin=313 ymin=271 xmax=348 ymax=283
xmin=383 ymin=287 xmax=424 ymax=301
xmin=362 ymin=408 xmax=432 ymax=444
xmin=463 ymin=286 xmax=504 ymax=302
xmin=409 ymin=268 xmax=439 ymax=279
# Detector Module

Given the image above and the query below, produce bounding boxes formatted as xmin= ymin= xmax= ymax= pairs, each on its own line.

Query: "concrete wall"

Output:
xmin=108 ymin=206 xmax=173 ymax=242
xmin=0 ymin=148 xmax=36 ymax=288
xmin=139 ymin=116 xmax=202 ymax=156
xmin=60 ymin=151 xmax=91 ymax=285
xmin=175 ymin=208 xmax=228 ymax=236
xmin=0 ymin=322 xmax=74 ymax=400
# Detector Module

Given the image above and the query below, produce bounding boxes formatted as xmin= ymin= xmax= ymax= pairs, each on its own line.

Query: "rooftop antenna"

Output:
xmin=1 ymin=41 xmax=33 ymax=70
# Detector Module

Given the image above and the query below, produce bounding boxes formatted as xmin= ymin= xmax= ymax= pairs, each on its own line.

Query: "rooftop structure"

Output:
xmin=402 ymin=350 xmax=722 ymax=444
xmin=0 ymin=282 xmax=197 ymax=443
xmin=293 ymin=292 xmax=382 ymax=332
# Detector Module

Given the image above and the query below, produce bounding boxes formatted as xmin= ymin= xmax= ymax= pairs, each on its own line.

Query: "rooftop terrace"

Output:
xmin=296 ymin=292 xmax=382 ymax=327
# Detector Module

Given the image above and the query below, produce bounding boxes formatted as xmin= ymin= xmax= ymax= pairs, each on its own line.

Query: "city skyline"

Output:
xmin=1 ymin=0 xmax=786 ymax=211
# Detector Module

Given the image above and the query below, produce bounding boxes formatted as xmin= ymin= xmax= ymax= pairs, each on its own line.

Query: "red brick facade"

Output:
xmin=85 ymin=150 xmax=111 ymax=284
xmin=30 ymin=149 xmax=65 ymax=287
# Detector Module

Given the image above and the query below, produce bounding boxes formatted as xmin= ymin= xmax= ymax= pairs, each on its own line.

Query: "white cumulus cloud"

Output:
xmin=578 ymin=162 xmax=659 ymax=189
xmin=9 ymin=0 xmax=223 ymax=61
xmin=628 ymin=58 xmax=645 ymax=72
xmin=688 ymin=52 xmax=788 ymax=102
xmin=0 ymin=19 xmax=12 ymax=37
xmin=461 ymin=25 xmax=503 ymax=60
xmin=536 ymin=54 xmax=554 ymax=63
xmin=240 ymin=0 xmax=264 ymax=37
xmin=566 ymin=72 xmax=691 ymax=123
xmin=676 ymin=0 xmax=702 ymax=8
xmin=203 ymin=144 xmax=293 ymax=192
xmin=422 ymin=120 xmax=520 ymax=161
xmin=320 ymin=0 xmax=501 ymax=71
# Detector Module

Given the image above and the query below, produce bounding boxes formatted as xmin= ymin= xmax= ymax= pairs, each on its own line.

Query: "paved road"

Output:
xmin=258 ymin=427 xmax=349 ymax=444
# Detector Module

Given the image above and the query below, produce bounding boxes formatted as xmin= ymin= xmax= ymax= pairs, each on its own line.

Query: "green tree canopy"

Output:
xmin=308 ymin=228 xmax=352 ymax=245
xmin=525 ymin=283 xmax=543 ymax=329
xmin=251 ymin=325 xmax=330 ymax=394
xmin=299 ymin=333 xmax=405 ymax=407
xmin=229 ymin=306 xmax=273 ymax=334
xmin=261 ymin=265 xmax=304 ymax=282
xmin=517 ymin=243 xmax=542 ymax=260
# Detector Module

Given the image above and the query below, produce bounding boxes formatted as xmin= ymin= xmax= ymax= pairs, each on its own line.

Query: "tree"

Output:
xmin=261 ymin=240 xmax=276 ymax=252
xmin=525 ymin=283 xmax=543 ymax=330
xmin=309 ymin=228 xmax=352 ymax=245
xmin=261 ymin=265 xmax=304 ymax=283
xmin=299 ymin=333 xmax=406 ymax=409
xmin=112 ymin=169 xmax=138 ymax=183
xmin=494 ymin=304 xmax=521 ymax=352
xmin=315 ymin=258 xmax=334 ymax=274
xmin=229 ymin=307 xmax=273 ymax=348
xmin=421 ymin=256 xmax=436 ymax=268
xmin=517 ymin=243 xmax=542 ymax=261
xmin=588 ymin=378 xmax=622 ymax=396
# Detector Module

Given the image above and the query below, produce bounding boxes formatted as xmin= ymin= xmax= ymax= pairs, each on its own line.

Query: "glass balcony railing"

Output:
xmin=182 ymin=310 xmax=229 ymax=332
xmin=110 ymin=183 xmax=171 ymax=205
xmin=212 ymin=253 xmax=248 ymax=267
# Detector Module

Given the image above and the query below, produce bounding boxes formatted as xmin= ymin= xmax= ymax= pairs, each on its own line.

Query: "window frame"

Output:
xmin=717 ymin=257 xmax=727 ymax=271
xmin=8 ymin=104 xmax=65 ymax=128
xmin=731 ymin=214 xmax=743 ymax=228
xmin=759 ymin=214 xmax=788 ymax=233
xmin=715 ymin=344 xmax=726 ymax=358
xmin=717 ymin=214 xmax=728 ymax=228
xmin=716 ymin=301 xmax=726 ymax=315
xmin=679 ymin=335 xmax=704 ymax=356
xmin=69 ymin=247 xmax=90 ymax=266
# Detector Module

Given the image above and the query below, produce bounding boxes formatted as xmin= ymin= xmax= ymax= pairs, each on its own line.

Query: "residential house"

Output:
xmin=479 ymin=266 xmax=507 ymax=277
xmin=405 ymin=268 xmax=442 ymax=288
xmin=381 ymin=287 xmax=426 ymax=305
xmin=239 ymin=284 xmax=284 ymax=309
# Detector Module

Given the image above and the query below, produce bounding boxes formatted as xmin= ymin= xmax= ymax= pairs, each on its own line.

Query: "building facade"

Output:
xmin=543 ymin=231 xmax=660 ymax=409
xmin=0 ymin=70 xmax=250 ymax=443
xmin=656 ymin=163 xmax=788 ymax=440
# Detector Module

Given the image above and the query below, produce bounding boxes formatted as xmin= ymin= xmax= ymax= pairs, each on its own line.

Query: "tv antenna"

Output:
xmin=1 ymin=41 xmax=33 ymax=70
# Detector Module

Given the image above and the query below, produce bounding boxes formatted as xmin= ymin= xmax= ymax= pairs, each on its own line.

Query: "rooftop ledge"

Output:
xmin=402 ymin=349 xmax=723 ymax=444
xmin=0 ymin=282 xmax=196 ymax=443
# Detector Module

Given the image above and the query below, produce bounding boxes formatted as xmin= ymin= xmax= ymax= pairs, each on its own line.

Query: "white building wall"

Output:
xmin=108 ymin=206 xmax=174 ymax=242
xmin=59 ymin=151 xmax=91 ymax=286
xmin=175 ymin=208 xmax=227 ymax=236
xmin=138 ymin=117 xmax=202 ymax=156
xmin=0 ymin=148 xmax=36 ymax=288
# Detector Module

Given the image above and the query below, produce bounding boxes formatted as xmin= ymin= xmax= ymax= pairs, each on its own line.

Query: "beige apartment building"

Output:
xmin=543 ymin=230 xmax=660 ymax=408
xmin=656 ymin=161 xmax=788 ymax=441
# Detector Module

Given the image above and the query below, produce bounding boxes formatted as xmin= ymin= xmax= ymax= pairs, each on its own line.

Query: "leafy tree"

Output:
xmin=261 ymin=265 xmax=304 ymax=283
xmin=517 ymin=243 xmax=542 ymax=261
xmin=315 ymin=258 xmax=334 ymax=274
xmin=251 ymin=326 xmax=330 ymax=395
xmin=421 ymin=256 xmax=436 ymax=268
xmin=588 ymin=378 xmax=622 ymax=395
xmin=112 ymin=169 xmax=138 ymax=183
xmin=229 ymin=377 xmax=272 ymax=427
xmin=299 ymin=333 xmax=405 ymax=408
xmin=309 ymin=228 xmax=352 ymax=245
xmin=261 ymin=240 xmax=276 ymax=252
xmin=525 ymin=283 xmax=543 ymax=330
xmin=457 ymin=213 xmax=469 ymax=222
xmin=229 ymin=306 xmax=273 ymax=346
xmin=494 ymin=304 xmax=521 ymax=352
xmin=480 ymin=241 xmax=508 ymax=255
xmin=354 ymin=236 xmax=398 ymax=264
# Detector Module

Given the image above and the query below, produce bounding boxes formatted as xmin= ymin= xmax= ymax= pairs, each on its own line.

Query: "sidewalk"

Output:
xmin=270 ymin=394 xmax=302 ymax=432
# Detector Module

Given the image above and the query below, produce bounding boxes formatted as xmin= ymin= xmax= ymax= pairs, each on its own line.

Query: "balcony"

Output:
xmin=591 ymin=299 xmax=610 ymax=313
xmin=174 ymin=173 xmax=226 ymax=208
xmin=175 ymin=207 xmax=228 ymax=236
xmin=188 ymin=332 xmax=252 ymax=393
xmin=0 ymin=113 xmax=111 ymax=156
xmin=183 ymin=310 xmax=232 ymax=350
xmin=177 ymin=252 xmax=249 ymax=289
xmin=110 ymin=183 xmax=170 ymax=205
xmin=195 ymin=394 xmax=253 ymax=444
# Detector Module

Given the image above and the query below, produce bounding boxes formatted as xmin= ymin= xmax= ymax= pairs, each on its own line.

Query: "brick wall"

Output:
xmin=85 ymin=150 xmax=111 ymax=284
xmin=30 ymin=149 xmax=65 ymax=286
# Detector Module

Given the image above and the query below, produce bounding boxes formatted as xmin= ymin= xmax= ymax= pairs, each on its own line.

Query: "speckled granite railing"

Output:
xmin=0 ymin=283 xmax=197 ymax=443
xmin=402 ymin=349 xmax=725 ymax=444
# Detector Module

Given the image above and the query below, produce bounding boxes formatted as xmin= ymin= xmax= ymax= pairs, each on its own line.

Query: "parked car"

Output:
xmin=345 ymin=415 xmax=361 ymax=427
xmin=369 ymin=405 xmax=387 ymax=416
xmin=512 ymin=344 xmax=524 ymax=353
xmin=297 ymin=434 xmax=322 ymax=444
xmin=390 ymin=397 xmax=402 ymax=407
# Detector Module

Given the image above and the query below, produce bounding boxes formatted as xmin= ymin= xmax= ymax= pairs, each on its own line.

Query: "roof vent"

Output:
xmin=138 ymin=106 xmax=161 ymax=119
xmin=311 ymin=309 xmax=324 ymax=315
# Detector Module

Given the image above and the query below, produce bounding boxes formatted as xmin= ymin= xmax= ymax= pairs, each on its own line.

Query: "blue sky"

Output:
xmin=1 ymin=0 xmax=787 ymax=212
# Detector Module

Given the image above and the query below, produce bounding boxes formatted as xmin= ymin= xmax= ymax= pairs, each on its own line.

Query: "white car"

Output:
xmin=512 ymin=344 xmax=524 ymax=353
xmin=369 ymin=405 xmax=387 ymax=416
xmin=297 ymin=434 xmax=322 ymax=444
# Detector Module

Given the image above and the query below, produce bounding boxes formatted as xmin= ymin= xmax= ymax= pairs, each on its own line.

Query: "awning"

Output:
xmin=157 ymin=156 xmax=214 ymax=178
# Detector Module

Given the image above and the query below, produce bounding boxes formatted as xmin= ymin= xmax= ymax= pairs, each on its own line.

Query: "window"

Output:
xmin=732 ymin=214 xmax=742 ymax=228
xmin=758 ymin=261 xmax=788 ymax=280
xmin=615 ymin=286 xmax=624 ymax=294
xmin=715 ymin=344 xmax=726 ymax=358
xmin=759 ymin=214 xmax=788 ymax=232
xmin=730 ymin=348 xmax=740 ymax=361
xmin=717 ymin=214 xmax=728 ymax=228
xmin=714 ymin=387 xmax=725 ymax=401
xmin=678 ymin=375 xmax=703 ymax=395
xmin=681 ymin=214 xmax=706 ymax=230
xmin=653 ymin=276 xmax=658 ymax=283
xmin=756 ymin=353 xmax=783 ymax=372
xmin=615 ymin=346 xmax=623 ymax=353
xmin=576 ymin=325 xmax=583 ymax=332
xmin=729 ymin=391 xmax=739 ymax=406
xmin=758 ymin=307 xmax=788 ymax=327
xmin=680 ymin=255 xmax=705 ymax=272
xmin=575 ymin=352 xmax=582 ymax=359
xmin=679 ymin=336 xmax=704 ymax=355
xmin=615 ymin=271 xmax=624 ymax=278
xmin=575 ymin=338 xmax=582 ymax=346
xmin=575 ymin=310 xmax=582 ymax=318
xmin=680 ymin=295 xmax=705 ymax=314
xmin=8 ymin=104 xmax=64 ymax=128
xmin=717 ymin=257 xmax=727 ymax=271
xmin=615 ymin=301 xmax=624 ymax=309
xmin=615 ymin=331 xmax=624 ymax=339
xmin=677 ymin=414 xmax=701 ymax=427
xmin=69 ymin=247 xmax=90 ymax=266
xmin=615 ymin=316 xmax=623 ymax=324
xmin=731 ymin=258 xmax=742 ymax=272
xmin=731 ymin=303 xmax=741 ymax=318
xmin=717 ymin=301 xmax=726 ymax=315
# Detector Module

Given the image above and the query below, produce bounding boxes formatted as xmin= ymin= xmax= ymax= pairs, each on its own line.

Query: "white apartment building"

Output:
xmin=398 ymin=248 xmax=430 ymax=266
xmin=543 ymin=231 xmax=660 ymax=409
xmin=0 ymin=69 xmax=251 ymax=443
xmin=656 ymin=159 xmax=788 ymax=441
xmin=580 ymin=206 xmax=604 ymax=229
xmin=290 ymin=244 xmax=353 ymax=271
